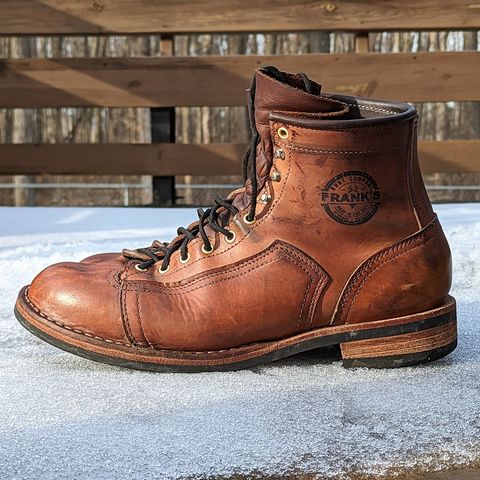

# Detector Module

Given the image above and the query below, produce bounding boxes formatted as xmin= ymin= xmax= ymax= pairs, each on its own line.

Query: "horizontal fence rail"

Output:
xmin=1 ymin=52 xmax=480 ymax=107
xmin=0 ymin=0 xmax=479 ymax=204
xmin=0 ymin=0 xmax=479 ymax=34
xmin=0 ymin=141 xmax=478 ymax=176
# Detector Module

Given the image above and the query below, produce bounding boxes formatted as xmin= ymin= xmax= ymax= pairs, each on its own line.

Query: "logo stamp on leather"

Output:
xmin=321 ymin=171 xmax=382 ymax=226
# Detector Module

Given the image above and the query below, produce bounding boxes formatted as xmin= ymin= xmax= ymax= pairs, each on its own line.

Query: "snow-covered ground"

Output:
xmin=0 ymin=205 xmax=479 ymax=479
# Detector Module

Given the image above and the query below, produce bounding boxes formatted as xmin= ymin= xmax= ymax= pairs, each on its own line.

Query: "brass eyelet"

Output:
xmin=158 ymin=264 xmax=170 ymax=274
xmin=260 ymin=193 xmax=272 ymax=204
xmin=201 ymin=244 xmax=214 ymax=255
xmin=243 ymin=214 xmax=256 ymax=225
xmin=277 ymin=127 xmax=289 ymax=139
xmin=270 ymin=171 xmax=281 ymax=182
xmin=179 ymin=252 xmax=190 ymax=264
xmin=225 ymin=230 xmax=236 ymax=244
xmin=135 ymin=264 xmax=147 ymax=272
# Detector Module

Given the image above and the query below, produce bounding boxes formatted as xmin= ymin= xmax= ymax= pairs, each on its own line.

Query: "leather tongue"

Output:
xmin=253 ymin=68 xmax=349 ymax=133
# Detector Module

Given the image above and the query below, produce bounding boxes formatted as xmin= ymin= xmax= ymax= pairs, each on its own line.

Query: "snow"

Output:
xmin=0 ymin=205 xmax=479 ymax=479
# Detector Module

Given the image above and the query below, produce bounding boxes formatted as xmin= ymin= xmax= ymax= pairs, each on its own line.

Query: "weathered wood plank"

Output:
xmin=1 ymin=52 xmax=479 ymax=108
xmin=0 ymin=141 xmax=478 ymax=175
xmin=0 ymin=144 xmax=246 ymax=176
xmin=419 ymin=140 xmax=480 ymax=174
xmin=0 ymin=0 xmax=478 ymax=34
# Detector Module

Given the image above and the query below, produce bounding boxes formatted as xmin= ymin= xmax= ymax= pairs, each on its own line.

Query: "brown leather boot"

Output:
xmin=14 ymin=66 xmax=457 ymax=372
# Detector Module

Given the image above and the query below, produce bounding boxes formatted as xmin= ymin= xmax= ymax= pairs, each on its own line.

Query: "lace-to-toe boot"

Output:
xmin=15 ymin=67 xmax=457 ymax=371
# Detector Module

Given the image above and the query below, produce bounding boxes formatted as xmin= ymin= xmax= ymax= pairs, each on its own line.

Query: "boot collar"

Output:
xmin=269 ymin=93 xmax=417 ymax=130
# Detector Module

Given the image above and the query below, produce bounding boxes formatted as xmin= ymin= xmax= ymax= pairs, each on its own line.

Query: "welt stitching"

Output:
xmin=345 ymin=230 xmax=441 ymax=323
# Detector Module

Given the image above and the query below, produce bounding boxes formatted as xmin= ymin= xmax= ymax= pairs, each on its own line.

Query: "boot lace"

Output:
xmin=123 ymin=66 xmax=314 ymax=272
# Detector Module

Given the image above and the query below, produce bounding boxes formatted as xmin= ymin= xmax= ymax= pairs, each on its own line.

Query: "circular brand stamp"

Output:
xmin=321 ymin=171 xmax=382 ymax=226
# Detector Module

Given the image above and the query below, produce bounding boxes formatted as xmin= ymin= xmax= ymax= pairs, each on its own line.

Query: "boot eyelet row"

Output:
xmin=225 ymin=230 xmax=236 ymax=244
xmin=135 ymin=264 xmax=147 ymax=272
xmin=274 ymin=148 xmax=285 ymax=159
xmin=277 ymin=127 xmax=289 ymax=139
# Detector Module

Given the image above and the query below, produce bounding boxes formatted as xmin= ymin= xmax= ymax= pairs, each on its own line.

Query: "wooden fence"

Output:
xmin=0 ymin=0 xmax=479 ymax=205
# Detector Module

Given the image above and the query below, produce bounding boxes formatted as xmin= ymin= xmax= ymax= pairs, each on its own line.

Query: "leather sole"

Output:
xmin=14 ymin=286 xmax=457 ymax=372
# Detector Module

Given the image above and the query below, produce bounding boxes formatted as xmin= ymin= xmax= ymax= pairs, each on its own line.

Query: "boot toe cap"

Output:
xmin=27 ymin=258 xmax=127 ymax=344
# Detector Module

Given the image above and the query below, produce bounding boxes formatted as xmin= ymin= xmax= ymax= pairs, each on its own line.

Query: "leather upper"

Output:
xmin=27 ymin=68 xmax=452 ymax=351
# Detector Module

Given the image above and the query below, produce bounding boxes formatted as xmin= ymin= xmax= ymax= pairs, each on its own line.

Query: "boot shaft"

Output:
xmin=252 ymin=68 xmax=434 ymax=233
xmin=265 ymin=91 xmax=449 ymax=325
xmin=269 ymin=95 xmax=429 ymax=235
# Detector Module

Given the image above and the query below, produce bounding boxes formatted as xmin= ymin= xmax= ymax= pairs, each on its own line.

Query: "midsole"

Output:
xmin=15 ymin=286 xmax=456 ymax=367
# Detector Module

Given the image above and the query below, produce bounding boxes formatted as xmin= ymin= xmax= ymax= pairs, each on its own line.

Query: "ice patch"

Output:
xmin=56 ymin=209 xmax=95 ymax=225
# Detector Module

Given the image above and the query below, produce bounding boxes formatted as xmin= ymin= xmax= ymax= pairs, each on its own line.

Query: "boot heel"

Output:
xmin=340 ymin=302 xmax=457 ymax=368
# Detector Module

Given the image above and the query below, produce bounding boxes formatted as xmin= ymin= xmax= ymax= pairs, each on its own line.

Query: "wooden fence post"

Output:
xmin=355 ymin=32 xmax=370 ymax=53
xmin=151 ymin=35 xmax=176 ymax=206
